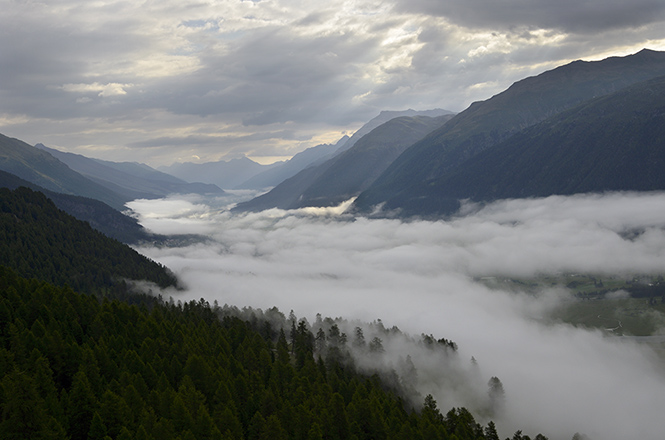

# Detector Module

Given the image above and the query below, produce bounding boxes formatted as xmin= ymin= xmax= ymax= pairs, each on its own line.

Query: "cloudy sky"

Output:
xmin=129 ymin=191 xmax=665 ymax=440
xmin=2 ymin=0 xmax=665 ymax=166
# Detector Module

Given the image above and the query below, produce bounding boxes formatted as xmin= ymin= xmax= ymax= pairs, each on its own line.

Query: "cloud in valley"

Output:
xmin=2 ymin=0 xmax=665 ymax=165
xmin=127 ymin=192 xmax=665 ymax=440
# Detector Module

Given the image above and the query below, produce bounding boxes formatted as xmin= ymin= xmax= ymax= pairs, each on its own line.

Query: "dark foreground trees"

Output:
xmin=0 ymin=265 xmax=552 ymax=440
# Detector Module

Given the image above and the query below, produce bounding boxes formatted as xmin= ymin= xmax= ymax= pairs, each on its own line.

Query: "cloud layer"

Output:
xmin=129 ymin=192 xmax=665 ymax=440
xmin=2 ymin=1 xmax=665 ymax=165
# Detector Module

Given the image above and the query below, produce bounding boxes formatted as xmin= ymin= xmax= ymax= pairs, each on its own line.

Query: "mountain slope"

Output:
xmin=0 ymin=134 xmax=128 ymax=210
xmin=355 ymin=49 xmax=665 ymax=216
xmin=332 ymin=108 xmax=454 ymax=155
xmin=239 ymin=110 xmax=454 ymax=191
xmin=0 ymin=169 xmax=151 ymax=243
xmin=299 ymin=114 xmax=455 ymax=207
xmin=235 ymin=114 xmax=452 ymax=212
xmin=403 ymin=74 xmax=665 ymax=215
xmin=0 ymin=186 xmax=177 ymax=291
xmin=36 ymin=144 xmax=223 ymax=199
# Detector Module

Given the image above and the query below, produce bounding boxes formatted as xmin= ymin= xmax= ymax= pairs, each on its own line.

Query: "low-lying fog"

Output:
xmin=128 ymin=192 xmax=665 ymax=440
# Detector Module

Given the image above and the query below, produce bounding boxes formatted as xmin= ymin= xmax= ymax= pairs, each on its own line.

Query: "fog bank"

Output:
xmin=129 ymin=192 xmax=665 ymax=440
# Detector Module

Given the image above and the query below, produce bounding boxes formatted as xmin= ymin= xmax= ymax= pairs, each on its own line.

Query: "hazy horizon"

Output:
xmin=128 ymin=191 xmax=665 ymax=440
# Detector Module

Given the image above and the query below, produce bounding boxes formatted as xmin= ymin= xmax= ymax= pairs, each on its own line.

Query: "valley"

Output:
xmin=2 ymin=47 xmax=665 ymax=439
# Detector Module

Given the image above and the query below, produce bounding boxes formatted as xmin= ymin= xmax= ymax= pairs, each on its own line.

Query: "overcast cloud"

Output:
xmin=2 ymin=0 xmax=665 ymax=166
xmin=128 ymin=192 xmax=665 ymax=440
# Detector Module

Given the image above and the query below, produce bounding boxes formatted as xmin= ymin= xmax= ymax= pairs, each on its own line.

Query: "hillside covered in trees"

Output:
xmin=0 ymin=265 xmax=525 ymax=440
xmin=0 ymin=187 xmax=177 ymax=295
xmin=0 ymin=187 xmax=549 ymax=439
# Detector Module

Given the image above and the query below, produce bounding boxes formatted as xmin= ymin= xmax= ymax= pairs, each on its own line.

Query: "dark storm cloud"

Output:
xmin=148 ymin=25 xmax=380 ymax=126
xmin=397 ymin=0 xmax=665 ymax=33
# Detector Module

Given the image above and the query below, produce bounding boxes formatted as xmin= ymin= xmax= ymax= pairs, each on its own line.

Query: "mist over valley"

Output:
xmin=129 ymin=191 xmax=665 ymax=440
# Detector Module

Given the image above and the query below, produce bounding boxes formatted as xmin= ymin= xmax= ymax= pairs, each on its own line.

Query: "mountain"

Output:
xmin=354 ymin=49 xmax=665 ymax=216
xmin=159 ymin=156 xmax=282 ymax=189
xmin=0 ymin=133 xmax=128 ymax=210
xmin=400 ymin=74 xmax=665 ymax=215
xmin=36 ymin=144 xmax=223 ymax=200
xmin=237 ymin=110 xmax=454 ymax=191
xmin=235 ymin=113 xmax=453 ymax=212
xmin=333 ymin=108 xmax=455 ymax=155
xmin=0 ymin=186 xmax=177 ymax=292
xmin=237 ymin=136 xmax=350 ymax=189
xmin=298 ymin=114 xmax=455 ymax=208
xmin=0 ymin=169 xmax=156 ymax=243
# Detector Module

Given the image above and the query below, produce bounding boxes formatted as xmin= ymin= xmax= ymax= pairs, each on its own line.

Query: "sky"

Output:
xmin=2 ymin=0 xmax=665 ymax=167
xmin=128 ymin=191 xmax=665 ymax=440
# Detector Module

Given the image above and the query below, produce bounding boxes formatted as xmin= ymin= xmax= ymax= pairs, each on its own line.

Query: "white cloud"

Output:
xmin=130 ymin=192 xmax=665 ymax=440
xmin=60 ymin=82 xmax=131 ymax=97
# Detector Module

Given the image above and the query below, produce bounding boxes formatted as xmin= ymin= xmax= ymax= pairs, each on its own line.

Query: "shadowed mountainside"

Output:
xmin=397 ymin=74 xmax=665 ymax=215
xmin=36 ymin=144 xmax=223 ymax=200
xmin=0 ymin=134 xmax=128 ymax=210
xmin=354 ymin=49 xmax=665 ymax=217
xmin=235 ymin=113 xmax=453 ymax=212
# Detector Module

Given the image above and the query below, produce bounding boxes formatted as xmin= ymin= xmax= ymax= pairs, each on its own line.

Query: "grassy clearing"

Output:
xmin=551 ymin=296 xmax=665 ymax=336
xmin=480 ymin=273 xmax=665 ymax=354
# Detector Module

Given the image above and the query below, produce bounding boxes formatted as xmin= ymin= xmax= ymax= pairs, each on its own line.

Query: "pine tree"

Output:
xmin=87 ymin=412 xmax=108 ymax=440
xmin=67 ymin=371 xmax=97 ymax=440
xmin=0 ymin=370 xmax=49 ymax=440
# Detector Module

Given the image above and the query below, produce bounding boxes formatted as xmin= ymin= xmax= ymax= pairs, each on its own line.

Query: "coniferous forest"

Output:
xmin=0 ymin=186 xmax=548 ymax=440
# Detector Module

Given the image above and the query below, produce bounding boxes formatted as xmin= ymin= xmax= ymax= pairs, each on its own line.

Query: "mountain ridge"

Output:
xmin=236 ymin=136 xmax=350 ymax=189
xmin=234 ymin=113 xmax=453 ymax=212
xmin=36 ymin=144 xmax=223 ymax=200
xmin=400 ymin=74 xmax=665 ymax=215
xmin=354 ymin=48 xmax=665 ymax=216
xmin=0 ymin=134 xmax=129 ymax=210
xmin=0 ymin=169 xmax=154 ymax=244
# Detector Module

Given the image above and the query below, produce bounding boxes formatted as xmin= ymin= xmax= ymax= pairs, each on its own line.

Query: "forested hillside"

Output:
xmin=0 ymin=266 xmax=520 ymax=440
xmin=0 ymin=170 xmax=151 ymax=244
xmin=0 ymin=187 xmax=177 ymax=293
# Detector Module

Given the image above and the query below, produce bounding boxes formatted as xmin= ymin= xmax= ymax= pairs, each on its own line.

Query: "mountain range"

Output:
xmin=0 ymin=134 xmax=130 ymax=211
xmin=36 ymin=143 xmax=223 ymax=201
xmin=352 ymin=48 xmax=665 ymax=217
xmin=234 ymin=110 xmax=455 ymax=211
xmin=401 ymin=74 xmax=665 ymax=214
xmin=3 ymin=49 xmax=665 ymax=227
xmin=0 ymin=136 xmax=223 ymax=242
xmin=237 ymin=136 xmax=350 ymax=190
xmin=160 ymin=109 xmax=454 ymax=192
xmin=158 ymin=156 xmax=282 ymax=189
xmin=0 ymin=169 xmax=150 ymax=243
